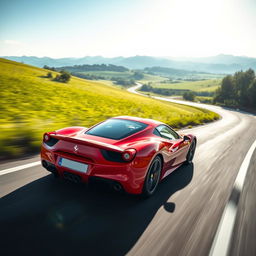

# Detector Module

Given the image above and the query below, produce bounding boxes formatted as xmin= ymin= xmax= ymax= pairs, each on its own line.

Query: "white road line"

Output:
xmin=209 ymin=139 xmax=256 ymax=256
xmin=0 ymin=161 xmax=41 ymax=176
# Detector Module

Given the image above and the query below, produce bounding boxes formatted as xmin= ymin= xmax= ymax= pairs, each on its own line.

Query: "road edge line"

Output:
xmin=0 ymin=161 xmax=41 ymax=176
xmin=209 ymin=139 xmax=256 ymax=256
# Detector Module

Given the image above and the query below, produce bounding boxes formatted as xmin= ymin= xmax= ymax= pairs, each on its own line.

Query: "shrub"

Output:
xmin=54 ymin=71 xmax=71 ymax=83
xmin=47 ymin=72 xmax=53 ymax=78
xmin=183 ymin=91 xmax=195 ymax=101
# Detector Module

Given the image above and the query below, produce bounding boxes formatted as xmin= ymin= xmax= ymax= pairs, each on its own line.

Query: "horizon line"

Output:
xmin=1 ymin=53 xmax=256 ymax=59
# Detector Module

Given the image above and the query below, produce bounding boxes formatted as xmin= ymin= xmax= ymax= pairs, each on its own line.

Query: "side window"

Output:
xmin=153 ymin=128 xmax=161 ymax=137
xmin=156 ymin=125 xmax=179 ymax=140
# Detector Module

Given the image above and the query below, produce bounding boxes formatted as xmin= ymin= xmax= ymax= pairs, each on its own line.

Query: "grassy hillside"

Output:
xmin=0 ymin=58 xmax=219 ymax=159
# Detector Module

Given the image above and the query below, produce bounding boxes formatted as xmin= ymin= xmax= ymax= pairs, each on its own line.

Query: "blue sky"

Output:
xmin=0 ymin=0 xmax=256 ymax=58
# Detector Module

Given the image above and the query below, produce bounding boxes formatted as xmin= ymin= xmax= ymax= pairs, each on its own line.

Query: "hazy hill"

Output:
xmin=144 ymin=66 xmax=203 ymax=77
xmin=172 ymin=54 xmax=256 ymax=65
xmin=3 ymin=54 xmax=256 ymax=74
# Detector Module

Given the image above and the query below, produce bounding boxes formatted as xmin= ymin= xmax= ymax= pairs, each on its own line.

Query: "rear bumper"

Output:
xmin=41 ymin=147 xmax=144 ymax=194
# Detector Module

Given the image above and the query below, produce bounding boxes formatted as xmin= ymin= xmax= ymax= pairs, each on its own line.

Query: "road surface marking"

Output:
xmin=209 ymin=139 xmax=256 ymax=256
xmin=0 ymin=161 xmax=41 ymax=176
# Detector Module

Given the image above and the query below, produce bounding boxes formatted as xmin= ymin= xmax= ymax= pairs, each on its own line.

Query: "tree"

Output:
xmin=140 ymin=84 xmax=152 ymax=92
xmin=59 ymin=71 xmax=71 ymax=83
xmin=54 ymin=71 xmax=71 ymax=83
xmin=183 ymin=91 xmax=195 ymax=101
xmin=46 ymin=72 xmax=53 ymax=78
xmin=214 ymin=69 xmax=256 ymax=109
xmin=233 ymin=69 xmax=254 ymax=106
xmin=54 ymin=74 xmax=60 ymax=81
xmin=248 ymin=80 xmax=256 ymax=108
xmin=221 ymin=75 xmax=236 ymax=100
xmin=133 ymin=71 xmax=144 ymax=80
xmin=214 ymin=75 xmax=237 ymax=106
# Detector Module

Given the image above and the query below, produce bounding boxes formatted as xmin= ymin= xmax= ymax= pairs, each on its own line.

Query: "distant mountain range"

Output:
xmin=2 ymin=54 xmax=256 ymax=74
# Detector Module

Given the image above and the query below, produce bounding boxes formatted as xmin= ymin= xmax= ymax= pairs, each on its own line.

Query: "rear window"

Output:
xmin=86 ymin=119 xmax=148 ymax=140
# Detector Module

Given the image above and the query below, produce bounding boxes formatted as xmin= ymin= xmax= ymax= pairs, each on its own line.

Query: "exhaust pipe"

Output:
xmin=63 ymin=172 xmax=81 ymax=183
xmin=42 ymin=160 xmax=48 ymax=169
xmin=42 ymin=160 xmax=58 ymax=176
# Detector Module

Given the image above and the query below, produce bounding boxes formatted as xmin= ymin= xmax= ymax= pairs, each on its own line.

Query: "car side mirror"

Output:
xmin=183 ymin=135 xmax=190 ymax=142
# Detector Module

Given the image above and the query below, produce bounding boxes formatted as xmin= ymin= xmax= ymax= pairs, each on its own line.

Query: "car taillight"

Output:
xmin=43 ymin=133 xmax=50 ymax=142
xmin=122 ymin=149 xmax=136 ymax=162
xmin=43 ymin=132 xmax=58 ymax=146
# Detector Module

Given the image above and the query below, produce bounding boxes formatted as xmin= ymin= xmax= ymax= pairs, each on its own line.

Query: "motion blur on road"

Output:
xmin=1 ymin=84 xmax=256 ymax=256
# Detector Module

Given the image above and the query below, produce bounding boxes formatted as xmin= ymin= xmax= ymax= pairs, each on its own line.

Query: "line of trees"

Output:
xmin=113 ymin=78 xmax=135 ymax=86
xmin=44 ymin=70 xmax=71 ymax=83
xmin=214 ymin=69 xmax=256 ymax=109
xmin=144 ymin=66 xmax=194 ymax=76
xmin=71 ymin=72 xmax=105 ymax=80
xmin=43 ymin=65 xmax=56 ymax=71
xmin=140 ymin=84 xmax=189 ymax=96
xmin=56 ymin=64 xmax=129 ymax=72
xmin=71 ymin=71 xmax=143 ymax=82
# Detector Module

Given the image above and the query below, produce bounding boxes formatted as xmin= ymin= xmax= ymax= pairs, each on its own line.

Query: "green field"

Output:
xmin=139 ymin=73 xmax=167 ymax=83
xmin=0 ymin=58 xmax=219 ymax=159
xmin=151 ymin=79 xmax=220 ymax=92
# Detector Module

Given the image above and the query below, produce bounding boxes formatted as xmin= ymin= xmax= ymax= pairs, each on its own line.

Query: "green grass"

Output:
xmin=139 ymin=74 xmax=167 ymax=84
xmin=150 ymin=79 xmax=220 ymax=92
xmin=195 ymin=96 xmax=213 ymax=104
xmin=0 ymin=58 xmax=219 ymax=159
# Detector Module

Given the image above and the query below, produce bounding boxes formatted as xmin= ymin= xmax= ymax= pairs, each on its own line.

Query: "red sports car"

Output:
xmin=41 ymin=116 xmax=196 ymax=197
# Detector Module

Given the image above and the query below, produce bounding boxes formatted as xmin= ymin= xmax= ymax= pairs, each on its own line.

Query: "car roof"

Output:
xmin=112 ymin=116 xmax=164 ymax=127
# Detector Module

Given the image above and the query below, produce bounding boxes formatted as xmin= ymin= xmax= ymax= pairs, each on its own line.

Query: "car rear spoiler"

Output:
xmin=50 ymin=134 xmax=124 ymax=152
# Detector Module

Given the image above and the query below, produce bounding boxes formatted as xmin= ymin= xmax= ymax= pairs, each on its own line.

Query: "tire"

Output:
xmin=142 ymin=156 xmax=162 ymax=198
xmin=185 ymin=139 xmax=196 ymax=164
xmin=52 ymin=171 xmax=59 ymax=178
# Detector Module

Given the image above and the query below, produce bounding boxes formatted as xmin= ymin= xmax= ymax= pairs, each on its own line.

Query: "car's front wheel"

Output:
xmin=142 ymin=156 xmax=162 ymax=198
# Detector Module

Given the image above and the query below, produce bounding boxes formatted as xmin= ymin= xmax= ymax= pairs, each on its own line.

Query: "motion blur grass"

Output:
xmin=0 ymin=58 xmax=219 ymax=159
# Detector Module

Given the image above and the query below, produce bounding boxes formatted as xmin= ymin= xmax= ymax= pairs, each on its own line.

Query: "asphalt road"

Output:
xmin=1 ymin=85 xmax=256 ymax=256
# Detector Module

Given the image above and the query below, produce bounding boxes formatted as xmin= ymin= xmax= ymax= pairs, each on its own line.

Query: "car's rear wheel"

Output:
xmin=52 ymin=172 xmax=59 ymax=178
xmin=142 ymin=156 xmax=162 ymax=198
xmin=185 ymin=140 xmax=196 ymax=164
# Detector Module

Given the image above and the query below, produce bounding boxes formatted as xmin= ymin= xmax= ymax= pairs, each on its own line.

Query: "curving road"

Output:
xmin=1 ymin=84 xmax=256 ymax=256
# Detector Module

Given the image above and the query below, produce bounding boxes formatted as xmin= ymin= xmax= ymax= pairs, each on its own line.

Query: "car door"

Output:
xmin=155 ymin=125 xmax=188 ymax=167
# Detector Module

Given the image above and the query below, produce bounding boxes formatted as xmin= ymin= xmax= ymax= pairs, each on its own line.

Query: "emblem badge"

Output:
xmin=74 ymin=145 xmax=78 ymax=152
